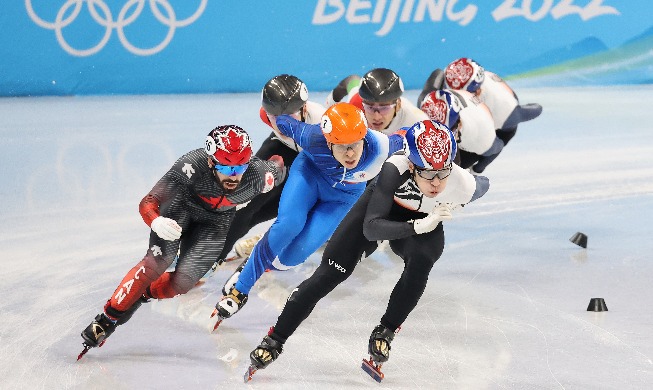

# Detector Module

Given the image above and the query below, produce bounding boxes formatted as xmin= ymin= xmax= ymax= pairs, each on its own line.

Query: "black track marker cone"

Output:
xmin=587 ymin=298 xmax=608 ymax=312
xmin=570 ymin=232 xmax=588 ymax=248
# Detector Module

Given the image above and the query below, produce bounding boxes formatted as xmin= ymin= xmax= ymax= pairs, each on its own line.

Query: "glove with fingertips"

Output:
xmin=151 ymin=216 xmax=182 ymax=241
xmin=412 ymin=204 xmax=453 ymax=235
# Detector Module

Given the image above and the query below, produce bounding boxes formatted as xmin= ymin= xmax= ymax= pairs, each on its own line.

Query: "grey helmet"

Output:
xmin=261 ymin=74 xmax=309 ymax=116
xmin=358 ymin=68 xmax=404 ymax=102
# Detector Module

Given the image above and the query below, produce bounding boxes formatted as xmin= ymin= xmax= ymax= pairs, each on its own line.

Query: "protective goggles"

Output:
xmin=331 ymin=139 xmax=364 ymax=153
xmin=361 ymin=101 xmax=397 ymax=114
xmin=213 ymin=162 xmax=249 ymax=176
xmin=415 ymin=165 xmax=452 ymax=181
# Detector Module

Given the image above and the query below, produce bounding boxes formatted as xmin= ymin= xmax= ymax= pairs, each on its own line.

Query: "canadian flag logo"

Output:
xmin=262 ymin=172 xmax=275 ymax=193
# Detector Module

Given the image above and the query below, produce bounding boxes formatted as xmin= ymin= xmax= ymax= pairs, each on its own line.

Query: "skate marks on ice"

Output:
xmin=51 ymin=201 xmax=653 ymax=388
xmin=2 ymin=88 xmax=653 ymax=389
xmin=364 ymin=276 xmax=653 ymax=389
xmin=348 ymin=193 xmax=653 ymax=388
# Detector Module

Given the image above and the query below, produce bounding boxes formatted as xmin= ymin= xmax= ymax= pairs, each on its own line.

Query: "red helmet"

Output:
xmin=405 ymin=120 xmax=456 ymax=170
xmin=444 ymin=58 xmax=485 ymax=93
xmin=419 ymin=90 xmax=463 ymax=130
xmin=205 ymin=125 xmax=252 ymax=165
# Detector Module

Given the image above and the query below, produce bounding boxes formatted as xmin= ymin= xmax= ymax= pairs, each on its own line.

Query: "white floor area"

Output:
xmin=1 ymin=87 xmax=652 ymax=389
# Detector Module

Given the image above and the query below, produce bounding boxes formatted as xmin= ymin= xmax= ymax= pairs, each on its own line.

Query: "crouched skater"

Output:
xmin=77 ymin=126 xmax=285 ymax=360
xmin=243 ymin=119 xmax=490 ymax=382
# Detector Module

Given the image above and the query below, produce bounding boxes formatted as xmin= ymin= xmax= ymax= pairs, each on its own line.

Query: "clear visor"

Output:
xmin=362 ymin=101 xmax=397 ymax=114
xmin=415 ymin=165 xmax=452 ymax=181
xmin=331 ymin=139 xmax=364 ymax=153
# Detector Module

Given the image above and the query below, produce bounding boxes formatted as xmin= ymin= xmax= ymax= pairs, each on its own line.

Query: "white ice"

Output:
xmin=1 ymin=87 xmax=652 ymax=389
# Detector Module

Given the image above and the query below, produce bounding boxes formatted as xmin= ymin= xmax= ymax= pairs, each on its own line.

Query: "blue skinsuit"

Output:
xmin=235 ymin=115 xmax=405 ymax=294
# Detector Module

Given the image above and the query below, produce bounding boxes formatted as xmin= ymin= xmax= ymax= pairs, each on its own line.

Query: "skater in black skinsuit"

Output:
xmin=244 ymin=119 xmax=490 ymax=382
xmin=216 ymin=75 xmax=325 ymax=263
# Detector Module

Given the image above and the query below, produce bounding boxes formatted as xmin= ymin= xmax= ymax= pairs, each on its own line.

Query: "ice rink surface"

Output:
xmin=1 ymin=86 xmax=652 ymax=389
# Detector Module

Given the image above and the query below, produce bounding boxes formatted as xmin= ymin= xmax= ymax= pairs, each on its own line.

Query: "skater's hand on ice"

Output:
xmin=412 ymin=204 xmax=452 ymax=234
xmin=151 ymin=216 xmax=182 ymax=241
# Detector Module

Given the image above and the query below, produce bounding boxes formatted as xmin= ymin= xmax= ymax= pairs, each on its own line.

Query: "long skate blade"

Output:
xmin=204 ymin=256 xmax=240 ymax=279
xmin=224 ymin=255 xmax=242 ymax=263
xmin=211 ymin=312 xmax=225 ymax=332
xmin=77 ymin=345 xmax=92 ymax=361
xmin=194 ymin=279 xmax=206 ymax=288
xmin=244 ymin=364 xmax=257 ymax=383
xmin=361 ymin=357 xmax=384 ymax=383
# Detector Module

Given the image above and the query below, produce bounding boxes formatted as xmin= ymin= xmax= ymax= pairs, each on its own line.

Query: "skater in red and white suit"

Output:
xmin=245 ymin=120 xmax=489 ymax=381
xmin=77 ymin=125 xmax=285 ymax=359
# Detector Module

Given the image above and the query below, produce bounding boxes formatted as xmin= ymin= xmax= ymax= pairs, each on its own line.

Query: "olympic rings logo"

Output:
xmin=25 ymin=0 xmax=207 ymax=57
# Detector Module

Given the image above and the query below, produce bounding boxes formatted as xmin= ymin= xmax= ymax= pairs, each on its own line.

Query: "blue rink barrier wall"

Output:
xmin=1 ymin=1 xmax=652 ymax=96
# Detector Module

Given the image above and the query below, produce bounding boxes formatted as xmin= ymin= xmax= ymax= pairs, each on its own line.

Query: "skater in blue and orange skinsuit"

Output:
xmin=211 ymin=103 xmax=405 ymax=327
xmin=230 ymin=68 xmax=425 ymax=258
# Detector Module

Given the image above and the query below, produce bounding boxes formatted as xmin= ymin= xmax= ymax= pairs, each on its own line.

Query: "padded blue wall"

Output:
xmin=1 ymin=0 xmax=652 ymax=96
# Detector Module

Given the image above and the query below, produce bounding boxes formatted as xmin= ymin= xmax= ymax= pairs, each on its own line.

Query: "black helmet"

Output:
xmin=261 ymin=74 xmax=308 ymax=116
xmin=358 ymin=68 xmax=404 ymax=103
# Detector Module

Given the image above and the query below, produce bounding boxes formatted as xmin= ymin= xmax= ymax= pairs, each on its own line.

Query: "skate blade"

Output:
xmin=77 ymin=340 xmax=104 ymax=361
xmin=205 ymin=256 xmax=241 ymax=278
xmin=210 ymin=309 xmax=225 ymax=332
xmin=243 ymin=364 xmax=257 ymax=383
xmin=194 ymin=279 xmax=206 ymax=288
xmin=77 ymin=345 xmax=92 ymax=361
xmin=361 ymin=357 xmax=384 ymax=383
